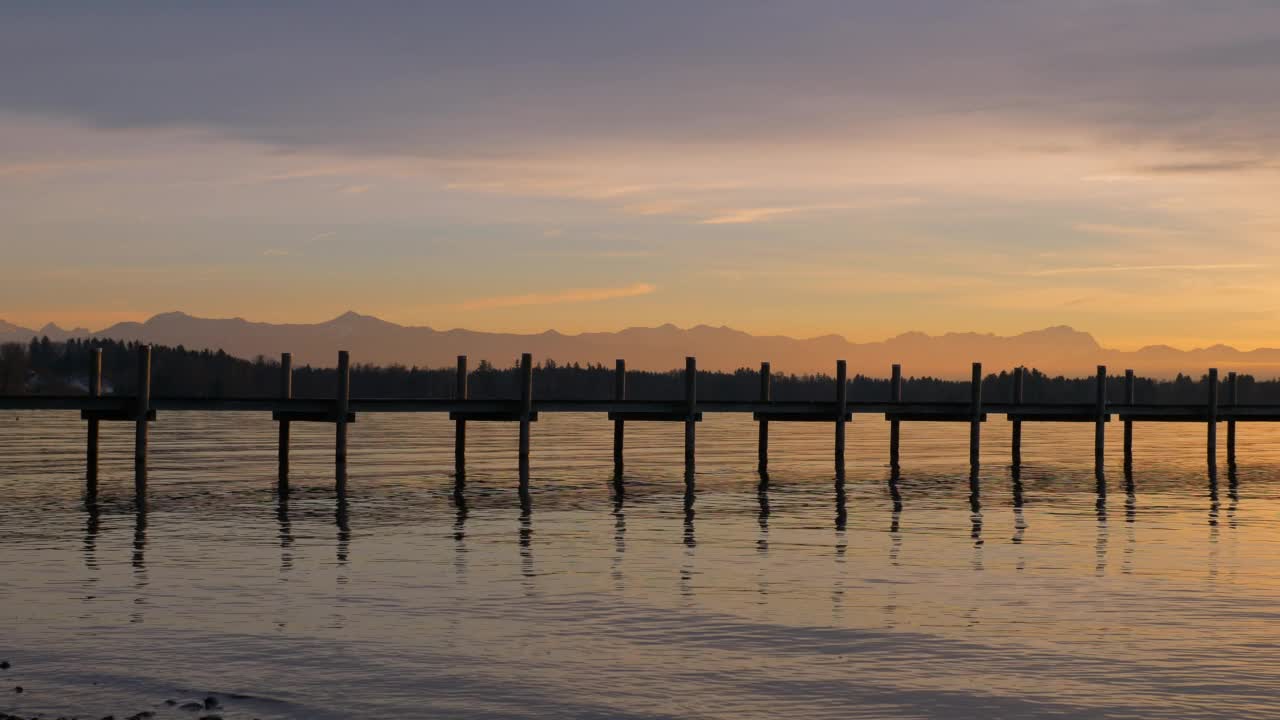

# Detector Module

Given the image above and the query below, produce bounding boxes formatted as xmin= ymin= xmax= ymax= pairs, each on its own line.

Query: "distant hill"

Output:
xmin=1 ymin=311 xmax=1277 ymax=379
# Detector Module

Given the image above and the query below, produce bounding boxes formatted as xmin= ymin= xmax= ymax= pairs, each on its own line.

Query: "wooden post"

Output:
xmin=87 ymin=348 xmax=102 ymax=487
xmin=455 ymin=355 xmax=467 ymax=478
xmin=134 ymin=344 xmax=151 ymax=495
xmin=1095 ymin=365 xmax=1107 ymax=475
xmin=835 ymin=360 xmax=847 ymax=478
xmin=518 ymin=353 xmax=533 ymax=477
xmin=614 ymin=359 xmax=625 ymax=475
xmin=1011 ymin=366 xmax=1023 ymax=468
xmin=335 ymin=350 xmax=350 ymax=464
xmin=1124 ymin=369 xmax=1134 ymax=471
xmin=278 ymin=352 xmax=292 ymax=486
xmin=1227 ymin=371 xmax=1238 ymax=468
xmin=969 ymin=362 xmax=982 ymax=470
xmin=890 ymin=364 xmax=902 ymax=469
xmin=684 ymin=356 xmax=697 ymax=477
xmin=1207 ymin=368 xmax=1218 ymax=473
xmin=758 ymin=362 xmax=771 ymax=473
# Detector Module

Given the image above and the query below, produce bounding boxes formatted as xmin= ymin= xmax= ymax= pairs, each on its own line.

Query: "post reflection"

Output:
xmin=968 ymin=469 xmax=983 ymax=571
xmin=453 ymin=477 xmax=468 ymax=578
xmin=277 ymin=489 xmax=294 ymax=575
xmin=1207 ymin=471 xmax=1221 ymax=583
xmin=680 ymin=480 xmax=696 ymax=600
xmin=1095 ymin=473 xmax=1108 ymax=576
xmin=518 ymin=488 xmax=535 ymax=592
xmin=82 ymin=496 xmax=100 ymax=571
xmin=835 ymin=475 xmax=848 ymax=533
xmin=611 ymin=479 xmax=625 ymax=591
xmin=1010 ymin=466 xmax=1026 ymax=546
xmin=1227 ymin=465 xmax=1239 ymax=531
xmin=756 ymin=473 xmax=770 ymax=554
xmin=80 ymin=496 xmax=101 ymax=615
xmin=335 ymin=488 xmax=350 ymax=568
xmin=1123 ymin=465 xmax=1136 ymax=575
xmin=887 ymin=468 xmax=902 ymax=566
xmin=832 ymin=474 xmax=847 ymax=620
xmin=130 ymin=501 xmax=148 ymax=624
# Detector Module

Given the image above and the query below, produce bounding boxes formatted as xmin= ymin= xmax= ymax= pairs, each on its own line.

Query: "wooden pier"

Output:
xmin=0 ymin=346 xmax=1259 ymax=490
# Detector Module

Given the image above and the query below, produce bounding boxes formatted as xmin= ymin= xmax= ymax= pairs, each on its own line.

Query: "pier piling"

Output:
xmin=519 ymin=353 xmax=533 ymax=478
xmin=87 ymin=348 xmax=101 ymax=489
xmin=336 ymin=350 xmax=350 ymax=464
xmin=835 ymin=360 xmax=847 ymax=478
xmin=455 ymin=355 xmax=467 ymax=478
xmin=890 ymin=364 xmax=902 ymax=469
xmin=1227 ymin=371 xmax=1238 ymax=469
xmin=1124 ymin=370 xmax=1134 ymax=471
xmin=134 ymin=344 xmax=151 ymax=495
xmin=758 ymin=362 xmax=771 ymax=473
xmin=614 ymin=359 xmax=625 ymax=476
xmin=1011 ymin=366 xmax=1023 ymax=468
xmin=1207 ymin=368 xmax=1219 ymax=474
xmin=969 ymin=362 xmax=982 ymax=470
xmin=1095 ymin=365 xmax=1107 ymax=476
xmin=685 ymin=357 xmax=697 ymax=477
xmin=278 ymin=352 xmax=292 ymax=487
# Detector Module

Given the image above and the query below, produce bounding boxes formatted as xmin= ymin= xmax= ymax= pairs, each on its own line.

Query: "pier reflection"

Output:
xmin=277 ymin=490 xmax=294 ymax=574
xmin=453 ymin=477 xmax=468 ymax=578
xmin=1095 ymin=474 xmax=1108 ymax=576
xmin=336 ymin=487 xmax=350 ymax=568
xmin=1010 ymin=467 xmax=1026 ymax=546
xmin=82 ymin=496 xmax=100 ymax=572
xmin=611 ymin=480 xmax=625 ymax=591
xmin=835 ymin=475 xmax=848 ymax=532
xmin=1227 ymin=466 xmax=1239 ymax=530
xmin=131 ymin=502 xmax=148 ymax=624
xmin=680 ymin=481 xmax=696 ymax=600
xmin=519 ymin=489 xmax=535 ymax=594
xmin=756 ymin=473 xmax=770 ymax=554
xmin=968 ymin=469 xmax=983 ymax=571
xmin=887 ymin=468 xmax=903 ymax=565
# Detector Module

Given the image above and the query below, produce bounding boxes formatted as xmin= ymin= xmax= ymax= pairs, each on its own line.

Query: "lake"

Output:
xmin=2 ymin=411 xmax=1279 ymax=718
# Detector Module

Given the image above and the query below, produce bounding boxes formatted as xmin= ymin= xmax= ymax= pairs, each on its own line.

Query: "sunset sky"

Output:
xmin=3 ymin=2 xmax=1279 ymax=350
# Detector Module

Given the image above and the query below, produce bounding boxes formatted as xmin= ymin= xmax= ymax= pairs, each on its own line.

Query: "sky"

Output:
xmin=2 ymin=1 xmax=1279 ymax=350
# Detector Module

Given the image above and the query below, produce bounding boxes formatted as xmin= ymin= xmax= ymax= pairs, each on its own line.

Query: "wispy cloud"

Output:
xmin=700 ymin=207 xmax=799 ymax=225
xmin=1137 ymin=159 xmax=1272 ymax=175
xmin=700 ymin=199 xmax=919 ymax=225
xmin=457 ymin=282 xmax=656 ymax=310
xmin=1025 ymin=263 xmax=1264 ymax=277
xmin=1074 ymin=223 xmax=1187 ymax=239
xmin=0 ymin=161 xmax=82 ymax=178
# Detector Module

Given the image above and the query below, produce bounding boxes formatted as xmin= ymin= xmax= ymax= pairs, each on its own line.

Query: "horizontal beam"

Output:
xmin=607 ymin=411 xmax=702 ymax=422
xmin=887 ymin=412 xmax=989 ymax=422
xmin=1006 ymin=413 xmax=1110 ymax=423
xmin=449 ymin=411 xmax=539 ymax=422
xmin=81 ymin=408 xmax=156 ymax=422
xmin=754 ymin=411 xmax=853 ymax=422
xmin=272 ymin=410 xmax=357 ymax=423
xmin=0 ymin=395 xmax=1270 ymax=421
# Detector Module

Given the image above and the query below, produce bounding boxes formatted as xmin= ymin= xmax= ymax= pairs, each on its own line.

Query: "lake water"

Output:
xmin=3 ymin=411 xmax=1280 ymax=718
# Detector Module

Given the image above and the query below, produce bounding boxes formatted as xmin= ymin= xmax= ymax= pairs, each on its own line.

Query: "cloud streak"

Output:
xmin=1025 ymin=264 xmax=1264 ymax=277
xmin=457 ymin=282 xmax=656 ymax=310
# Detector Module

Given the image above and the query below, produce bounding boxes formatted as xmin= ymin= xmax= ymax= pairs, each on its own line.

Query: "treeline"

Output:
xmin=0 ymin=336 xmax=1273 ymax=403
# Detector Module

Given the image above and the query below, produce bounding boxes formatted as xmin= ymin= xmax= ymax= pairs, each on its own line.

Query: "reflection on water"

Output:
xmin=4 ymin=411 xmax=1280 ymax=718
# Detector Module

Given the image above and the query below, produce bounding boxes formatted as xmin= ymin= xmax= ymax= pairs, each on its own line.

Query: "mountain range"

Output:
xmin=1 ymin=311 xmax=1275 ymax=379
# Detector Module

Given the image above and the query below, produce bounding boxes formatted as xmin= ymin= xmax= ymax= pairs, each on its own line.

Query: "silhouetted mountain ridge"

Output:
xmin=0 ymin=311 xmax=1275 ymax=379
